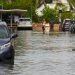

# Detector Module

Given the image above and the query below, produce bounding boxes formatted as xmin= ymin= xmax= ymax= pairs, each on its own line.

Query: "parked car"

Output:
xmin=69 ymin=20 xmax=75 ymax=33
xmin=62 ymin=19 xmax=71 ymax=31
xmin=18 ymin=18 xmax=32 ymax=30
xmin=0 ymin=21 xmax=15 ymax=61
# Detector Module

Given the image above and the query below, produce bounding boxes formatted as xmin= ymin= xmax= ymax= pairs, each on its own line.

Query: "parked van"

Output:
xmin=18 ymin=18 xmax=32 ymax=30
xmin=62 ymin=19 xmax=71 ymax=31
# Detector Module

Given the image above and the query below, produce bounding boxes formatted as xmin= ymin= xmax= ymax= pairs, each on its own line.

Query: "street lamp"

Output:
xmin=31 ymin=0 xmax=32 ymax=21
xmin=59 ymin=8 xmax=62 ymax=23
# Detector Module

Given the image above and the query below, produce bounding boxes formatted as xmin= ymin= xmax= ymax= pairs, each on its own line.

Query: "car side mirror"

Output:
xmin=11 ymin=33 xmax=18 ymax=39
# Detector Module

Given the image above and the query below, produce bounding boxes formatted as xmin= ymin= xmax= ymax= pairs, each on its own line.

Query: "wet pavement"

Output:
xmin=0 ymin=31 xmax=75 ymax=75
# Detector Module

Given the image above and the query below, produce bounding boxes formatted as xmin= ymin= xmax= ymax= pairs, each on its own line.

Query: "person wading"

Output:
xmin=41 ymin=18 xmax=46 ymax=34
xmin=49 ymin=19 xmax=54 ymax=32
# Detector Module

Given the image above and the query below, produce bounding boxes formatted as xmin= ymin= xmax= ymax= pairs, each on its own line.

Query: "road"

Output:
xmin=0 ymin=31 xmax=75 ymax=75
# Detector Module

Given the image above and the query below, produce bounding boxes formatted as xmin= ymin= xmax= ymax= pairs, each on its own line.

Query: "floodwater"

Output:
xmin=0 ymin=31 xmax=75 ymax=75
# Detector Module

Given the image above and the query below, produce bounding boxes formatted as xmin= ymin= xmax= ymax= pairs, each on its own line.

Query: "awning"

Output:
xmin=0 ymin=9 xmax=27 ymax=13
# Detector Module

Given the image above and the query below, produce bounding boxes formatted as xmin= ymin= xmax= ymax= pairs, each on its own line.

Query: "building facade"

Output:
xmin=38 ymin=0 xmax=53 ymax=8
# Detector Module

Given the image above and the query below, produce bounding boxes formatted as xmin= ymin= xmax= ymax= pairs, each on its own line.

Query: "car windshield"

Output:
xmin=19 ymin=18 xmax=31 ymax=21
xmin=65 ymin=20 xmax=70 ymax=22
xmin=0 ymin=25 xmax=9 ymax=39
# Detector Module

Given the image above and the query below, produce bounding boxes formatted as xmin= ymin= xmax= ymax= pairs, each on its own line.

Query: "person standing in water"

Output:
xmin=49 ymin=19 xmax=54 ymax=32
xmin=41 ymin=18 xmax=46 ymax=34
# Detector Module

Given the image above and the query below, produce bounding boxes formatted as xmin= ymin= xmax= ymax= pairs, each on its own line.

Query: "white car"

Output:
xmin=18 ymin=18 xmax=32 ymax=30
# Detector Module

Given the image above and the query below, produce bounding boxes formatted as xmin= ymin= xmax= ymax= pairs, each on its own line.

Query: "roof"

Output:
xmin=19 ymin=18 xmax=31 ymax=19
xmin=0 ymin=9 xmax=27 ymax=13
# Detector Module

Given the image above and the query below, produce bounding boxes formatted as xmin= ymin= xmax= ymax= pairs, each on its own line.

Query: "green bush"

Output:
xmin=41 ymin=6 xmax=57 ymax=22
xmin=61 ymin=11 xmax=73 ymax=22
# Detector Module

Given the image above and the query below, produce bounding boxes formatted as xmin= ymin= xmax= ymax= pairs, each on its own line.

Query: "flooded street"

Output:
xmin=0 ymin=31 xmax=75 ymax=75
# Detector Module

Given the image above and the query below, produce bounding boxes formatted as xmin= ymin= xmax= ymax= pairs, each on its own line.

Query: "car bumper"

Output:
xmin=17 ymin=26 xmax=33 ymax=30
xmin=0 ymin=46 xmax=14 ymax=60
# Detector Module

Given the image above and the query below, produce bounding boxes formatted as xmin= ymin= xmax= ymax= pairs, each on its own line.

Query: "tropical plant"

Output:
xmin=41 ymin=5 xmax=57 ymax=22
xmin=61 ymin=11 xmax=73 ymax=21
xmin=68 ymin=0 xmax=75 ymax=8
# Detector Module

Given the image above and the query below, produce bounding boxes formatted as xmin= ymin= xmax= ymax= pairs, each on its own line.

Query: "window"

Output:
xmin=0 ymin=26 xmax=9 ymax=38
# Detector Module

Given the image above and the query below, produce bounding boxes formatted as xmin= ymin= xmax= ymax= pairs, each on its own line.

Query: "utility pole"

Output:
xmin=31 ymin=0 xmax=32 ymax=21
xmin=0 ymin=3 xmax=3 ymax=20
xmin=59 ymin=9 xmax=62 ymax=23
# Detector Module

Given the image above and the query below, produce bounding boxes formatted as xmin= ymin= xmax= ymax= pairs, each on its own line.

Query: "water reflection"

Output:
xmin=0 ymin=59 xmax=14 ymax=75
